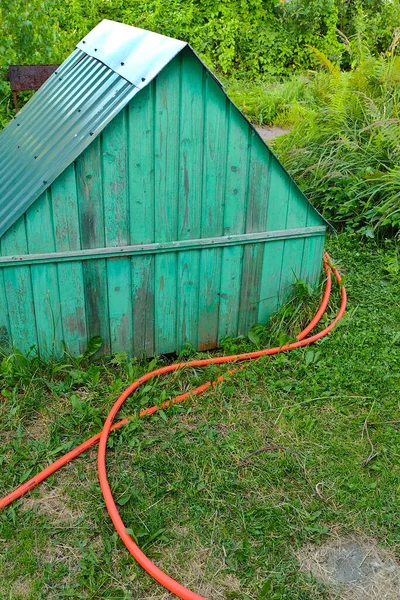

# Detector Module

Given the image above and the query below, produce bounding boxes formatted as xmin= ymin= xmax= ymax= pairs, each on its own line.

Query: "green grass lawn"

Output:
xmin=1 ymin=234 xmax=399 ymax=600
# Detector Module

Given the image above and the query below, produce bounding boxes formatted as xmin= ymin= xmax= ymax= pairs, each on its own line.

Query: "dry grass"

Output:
xmin=138 ymin=527 xmax=241 ymax=600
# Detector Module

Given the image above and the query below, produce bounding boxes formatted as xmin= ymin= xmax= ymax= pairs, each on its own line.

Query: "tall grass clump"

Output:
xmin=274 ymin=45 xmax=400 ymax=235
xmin=225 ymin=74 xmax=322 ymax=127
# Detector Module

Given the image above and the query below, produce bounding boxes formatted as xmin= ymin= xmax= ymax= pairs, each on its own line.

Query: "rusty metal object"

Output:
xmin=8 ymin=64 xmax=60 ymax=110
xmin=8 ymin=64 xmax=60 ymax=91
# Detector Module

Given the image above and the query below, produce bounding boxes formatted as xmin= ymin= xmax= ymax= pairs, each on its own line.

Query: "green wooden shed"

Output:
xmin=0 ymin=20 xmax=327 ymax=358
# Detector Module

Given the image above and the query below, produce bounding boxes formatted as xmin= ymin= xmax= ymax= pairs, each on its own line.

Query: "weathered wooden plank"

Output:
xmin=218 ymin=103 xmax=249 ymax=339
xmin=129 ymin=83 xmax=156 ymax=355
xmin=25 ymin=190 xmax=63 ymax=357
xmin=198 ymin=248 xmax=222 ymax=350
xmin=154 ymin=60 xmax=180 ymax=244
xmin=176 ymin=50 xmax=203 ymax=349
xmin=218 ymin=246 xmax=243 ymax=340
xmin=103 ymin=108 xmax=129 ymax=247
xmin=198 ymin=254 xmax=221 ymax=349
xmin=301 ymin=203 xmax=325 ymax=287
xmin=301 ymin=203 xmax=326 ymax=287
xmin=222 ymin=103 xmax=250 ymax=237
xmin=51 ymin=164 xmax=87 ymax=355
xmin=132 ymin=256 xmax=155 ymax=357
xmin=198 ymin=73 xmax=226 ymax=348
xmin=279 ymin=183 xmax=309 ymax=304
xmin=76 ymin=138 xmax=110 ymax=353
xmin=129 ymin=84 xmax=155 ymax=244
xmin=0 ymin=216 xmax=38 ymax=353
xmin=238 ymin=242 xmax=264 ymax=335
xmin=154 ymin=58 xmax=180 ymax=354
xmin=258 ymin=157 xmax=291 ymax=323
xmin=178 ymin=49 xmax=203 ymax=241
xmin=301 ymin=234 xmax=324 ymax=287
xmin=155 ymin=252 xmax=177 ymax=354
xmin=177 ymin=251 xmax=199 ymax=349
xmin=306 ymin=203 xmax=325 ymax=227
xmin=201 ymin=75 xmax=227 ymax=238
xmin=286 ymin=184 xmax=311 ymax=230
xmin=101 ymin=108 xmax=133 ymax=354
xmin=107 ymin=257 xmax=132 ymax=355
xmin=76 ymin=137 xmax=105 ymax=249
xmin=238 ymin=133 xmax=271 ymax=334
xmin=0 ymin=268 xmax=11 ymax=348
xmin=51 ymin=164 xmax=82 ymax=252
xmin=245 ymin=134 xmax=271 ymax=234
xmin=312 ymin=235 xmax=325 ymax=284
xmin=265 ymin=158 xmax=292 ymax=232
xmin=83 ymin=260 xmax=110 ymax=353
xmin=279 ymin=237 xmax=305 ymax=306
xmin=258 ymin=241 xmax=285 ymax=323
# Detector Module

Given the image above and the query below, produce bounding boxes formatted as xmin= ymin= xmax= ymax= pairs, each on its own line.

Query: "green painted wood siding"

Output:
xmin=0 ymin=47 xmax=325 ymax=357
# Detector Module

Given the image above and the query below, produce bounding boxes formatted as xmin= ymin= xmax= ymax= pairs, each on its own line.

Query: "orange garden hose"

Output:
xmin=0 ymin=251 xmax=347 ymax=600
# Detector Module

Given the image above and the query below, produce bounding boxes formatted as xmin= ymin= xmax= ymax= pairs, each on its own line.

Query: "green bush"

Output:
xmin=0 ymin=0 xmax=342 ymax=129
xmin=1 ymin=1 xmax=399 ymax=80
xmin=54 ymin=0 xmax=343 ymax=77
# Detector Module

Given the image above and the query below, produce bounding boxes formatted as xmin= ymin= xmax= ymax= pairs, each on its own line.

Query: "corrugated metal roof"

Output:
xmin=0 ymin=21 xmax=190 ymax=239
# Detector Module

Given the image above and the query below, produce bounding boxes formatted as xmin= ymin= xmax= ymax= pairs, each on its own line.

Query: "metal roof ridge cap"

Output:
xmin=76 ymin=20 xmax=187 ymax=88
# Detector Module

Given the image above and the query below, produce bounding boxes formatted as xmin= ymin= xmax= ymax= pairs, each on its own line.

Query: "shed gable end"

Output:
xmin=0 ymin=47 xmax=325 ymax=357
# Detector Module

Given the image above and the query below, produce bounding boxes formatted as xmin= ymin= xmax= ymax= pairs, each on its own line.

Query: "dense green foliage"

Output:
xmin=1 ymin=0 xmax=399 ymax=115
xmin=1 ymin=235 xmax=400 ymax=598
xmin=0 ymin=0 xmax=346 ymax=77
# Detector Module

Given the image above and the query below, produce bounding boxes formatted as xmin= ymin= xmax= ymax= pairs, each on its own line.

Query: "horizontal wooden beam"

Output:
xmin=0 ymin=226 xmax=325 ymax=268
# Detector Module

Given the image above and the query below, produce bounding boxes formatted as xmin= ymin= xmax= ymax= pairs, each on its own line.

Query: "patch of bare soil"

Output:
xmin=256 ymin=125 xmax=290 ymax=141
xmin=298 ymin=534 xmax=400 ymax=599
